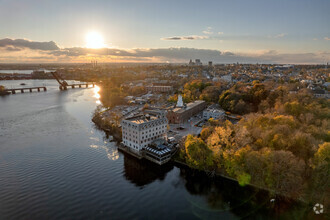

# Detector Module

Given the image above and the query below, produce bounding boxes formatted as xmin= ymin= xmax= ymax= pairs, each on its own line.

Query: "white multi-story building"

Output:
xmin=203 ymin=105 xmax=225 ymax=120
xmin=121 ymin=113 xmax=168 ymax=153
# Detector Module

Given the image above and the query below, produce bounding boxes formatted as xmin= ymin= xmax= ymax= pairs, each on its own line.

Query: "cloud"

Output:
xmin=1 ymin=38 xmax=329 ymax=64
xmin=49 ymin=47 xmax=223 ymax=61
xmin=0 ymin=38 xmax=59 ymax=50
xmin=324 ymin=37 xmax=330 ymax=41
xmin=47 ymin=47 xmax=330 ymax=64
xmin=202 ymin=27 xmax=213 ymax=35
xmin=218 ymin=32 xmax=224 ymax=35
xmin=5 ymin=46 xmax=22 ymax=51
xmin=267 ymin=33 xmax=287 ymax=39
xmin=161 ymin=35 xmax=209 ymax=40
xmin=274 ymin=33 xmax=287 ymax=38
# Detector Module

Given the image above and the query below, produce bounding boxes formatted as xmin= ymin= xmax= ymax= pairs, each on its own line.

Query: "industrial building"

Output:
xmin=167 ymin=95 xmax=207 ymax=124
xmin=121 ymin=113 xmax=168 ymax=154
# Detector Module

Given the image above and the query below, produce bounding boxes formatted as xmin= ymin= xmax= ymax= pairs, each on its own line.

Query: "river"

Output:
xmin=0 ymin=80 xmax=312 ymax=219
xmin=0 ymin=70 xmax=53 ymax=74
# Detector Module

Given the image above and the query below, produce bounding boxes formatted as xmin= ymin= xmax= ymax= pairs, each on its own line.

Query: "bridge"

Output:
xmin=5 ymin=87 xmax=47 ymax=94
xmin=50 ymin=72 xmax=94 ymax=90
xmin=2 ymin=72 xmax=94 ymax=96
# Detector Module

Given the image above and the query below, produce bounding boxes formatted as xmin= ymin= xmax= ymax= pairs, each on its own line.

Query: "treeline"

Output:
xmin=179 ymin=86 xmax=329 ymax=204
xmin=98 ymin=76 xmax=146 ymax=108
xmin=92 ymin=106 xmax=122 ymax=140
xmin=219 ymin=81 xmax=270 ymax=114
xmin=168 ymin=79 xmax=271 ymax=115
xmin=169 ymin=79 xmax=320 ymax=117
xmin=168 ymin=79 xmax=228 ymax=103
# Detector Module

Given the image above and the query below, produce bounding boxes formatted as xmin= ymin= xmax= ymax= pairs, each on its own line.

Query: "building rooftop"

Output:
xmin=205 ymin=104 xmax=224 ymax=112
xmin=125 ymin=114 xmax=159 ymax=124
xmin=172 ymin=100 xmax=205 ymax=113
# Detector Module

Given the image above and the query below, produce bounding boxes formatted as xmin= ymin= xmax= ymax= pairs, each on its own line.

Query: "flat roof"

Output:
xmin=126 ymin=115 xmax=159 ymax=124
xmin=172 ymin=100 xmax=205 ymax=113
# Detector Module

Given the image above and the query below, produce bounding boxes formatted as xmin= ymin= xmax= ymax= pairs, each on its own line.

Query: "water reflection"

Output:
xmin=123 ymin=153 xmax=174 ymax=188
xmin=120 ymin=151 xmax=312 ymax=219
xmin=178 ymin=166 xmax=310 ymax=219
xmin=89 ymin=141 xmax=120 ymax=161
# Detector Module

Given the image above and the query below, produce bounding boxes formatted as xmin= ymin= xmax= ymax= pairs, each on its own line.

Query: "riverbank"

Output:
xmin=91 ymin=106 xmax=324 ymax=207
xmin=172 ymin=154 xmax=317 ymax=206
xmin=91 ymin=110 xmax=122 ymax=141
xmin=0 ymin=91 xmax=10 ymax=96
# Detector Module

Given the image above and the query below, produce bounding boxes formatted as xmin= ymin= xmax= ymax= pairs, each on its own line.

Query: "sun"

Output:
xmin=85 ymin=31 xmax=105 ymax=49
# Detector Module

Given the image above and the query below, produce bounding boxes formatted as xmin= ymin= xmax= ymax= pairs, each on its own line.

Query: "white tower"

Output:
xmin=177 ymin=95 xmax=184 ymax=107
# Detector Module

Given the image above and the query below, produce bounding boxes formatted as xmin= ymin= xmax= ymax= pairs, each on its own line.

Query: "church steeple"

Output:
xmin=176 ymin=94 xmax=184 ymax=107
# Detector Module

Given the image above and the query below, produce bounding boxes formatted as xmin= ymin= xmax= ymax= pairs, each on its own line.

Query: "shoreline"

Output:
xmin=92 ymin=109 xmax=313 ymax=206
xmin=172 ymin=157 xmax=313 ymax=205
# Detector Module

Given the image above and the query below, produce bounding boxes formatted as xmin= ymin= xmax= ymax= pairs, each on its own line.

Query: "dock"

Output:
xmin=118 ymin=143 xmax=143 ymax=159
xmin=118 ymin=142 xmax=178 ymax=165
xmin=5 ymin=86 xmax=47 ymax=94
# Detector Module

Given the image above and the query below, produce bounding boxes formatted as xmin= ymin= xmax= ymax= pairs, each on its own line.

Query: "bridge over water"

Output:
xmin=50 ymin=72 xmax=94 ymax=90
xmin=5 ymin=86 xmax=47 ymax=94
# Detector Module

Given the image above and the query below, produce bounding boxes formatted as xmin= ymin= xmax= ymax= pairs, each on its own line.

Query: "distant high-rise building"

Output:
xmin=195 ymin=59 xmax=202 ymax=65
xmin=208 ymin=61 xmax=213 ymax=66
xmin=91 ymin=60 xmax=98 ymax=67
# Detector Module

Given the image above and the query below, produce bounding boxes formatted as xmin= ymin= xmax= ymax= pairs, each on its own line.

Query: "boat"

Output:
xmin=20 ymin=83 xmax=26 ymax=86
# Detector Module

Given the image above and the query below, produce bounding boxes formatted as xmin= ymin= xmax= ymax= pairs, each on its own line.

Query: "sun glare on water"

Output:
xmin=93 ymin=85 xmax=101 ymax=104
xmin=85 ymin=31 xmax=105 ymax=49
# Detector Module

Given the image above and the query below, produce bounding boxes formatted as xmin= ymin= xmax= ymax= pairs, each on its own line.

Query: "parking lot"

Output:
xmin=168 ymin=113 xmax=204 ymax=140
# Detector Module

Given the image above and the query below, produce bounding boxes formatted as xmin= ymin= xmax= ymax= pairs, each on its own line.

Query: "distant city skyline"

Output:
xmin=0 ymin=0 xmax=329 ymax=63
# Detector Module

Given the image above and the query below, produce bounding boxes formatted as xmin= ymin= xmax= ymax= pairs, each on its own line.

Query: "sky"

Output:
xmin=0 ymin=0 xmax=329 ymax=64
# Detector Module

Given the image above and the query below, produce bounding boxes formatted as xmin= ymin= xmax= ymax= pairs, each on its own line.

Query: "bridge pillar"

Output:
xmin=44 ymin=87 xmax=47 ymax=91
xmin=72 ymin=85 xmax=75 ymax=89
xmin=64 ymin=86 xmax=67 ymax=90
xmin=12 ymin=90 xmax=16 ymax=94
xmin=21 ymin=89 xmax=24 ymax=93
xmin=38 ymin=88 xmax=40 ymax=92
xmin=29 ymin=89 xmax=32 ymax=92
xmin=86 ymin=84 xmax=88 ymax=88
xmin=79 ymin=85 xmax=81 ymax=88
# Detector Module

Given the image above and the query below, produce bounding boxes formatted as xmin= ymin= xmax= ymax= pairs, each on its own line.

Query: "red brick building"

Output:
xmin=167 ymin=100 xmax=206 ymax=124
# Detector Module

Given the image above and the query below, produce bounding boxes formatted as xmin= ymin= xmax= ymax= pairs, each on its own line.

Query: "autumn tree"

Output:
xmin=200 ymin=127 xmax=214 ymax=141
xmin=184 ymin=135 xmax=214 ymax=170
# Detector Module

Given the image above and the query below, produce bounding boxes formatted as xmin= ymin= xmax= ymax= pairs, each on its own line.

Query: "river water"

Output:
xmin=0 ymin=70 xmax=53 ymax=74
xmin=0 ymin=80 xmax=312 ymax=219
